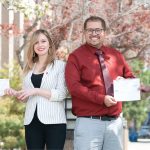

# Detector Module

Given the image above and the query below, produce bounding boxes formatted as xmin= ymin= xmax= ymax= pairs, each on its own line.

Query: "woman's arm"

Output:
xmin=17 ymin=88 xmax=51 ymax=101
xmin=49 ymin=62 xmax=67 ymax=101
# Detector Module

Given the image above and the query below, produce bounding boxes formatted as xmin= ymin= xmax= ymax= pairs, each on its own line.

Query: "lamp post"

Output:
xmin=8 ymin=0 xmax=14 ymax=77
xmin=0 ymin=3 xmax=2 ymax=69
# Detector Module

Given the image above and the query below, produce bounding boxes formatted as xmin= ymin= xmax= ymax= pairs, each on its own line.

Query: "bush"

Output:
xmin=0 ymin=62 xmax=26 ymax=149
xmin=123 ymin=60 xmax=150 ymax=130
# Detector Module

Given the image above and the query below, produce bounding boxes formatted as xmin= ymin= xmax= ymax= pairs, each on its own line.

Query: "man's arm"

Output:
xmin=65 ymin=54 xmax=105 ymax=105
xmin=119 ymin=52 xmax=135 ymax=78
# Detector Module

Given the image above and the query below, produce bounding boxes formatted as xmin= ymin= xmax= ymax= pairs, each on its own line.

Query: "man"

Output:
xmin=65 ymin=16 xmax=134 ymax=150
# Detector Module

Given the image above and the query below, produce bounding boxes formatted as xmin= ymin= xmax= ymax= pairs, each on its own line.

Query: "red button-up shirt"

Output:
xmin=65 ymin=43 xmax=134 ymax=117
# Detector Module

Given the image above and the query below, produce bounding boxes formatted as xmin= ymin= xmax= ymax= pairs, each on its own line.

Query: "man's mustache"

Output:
xmin=89 ymin=36 xmax=100 ymax=39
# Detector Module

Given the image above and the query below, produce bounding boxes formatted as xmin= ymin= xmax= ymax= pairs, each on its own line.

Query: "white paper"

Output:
xmin=0 ymin=79 xmax=10 ymax=96
xmin=113 ymin=78 xmax=140 ymax=101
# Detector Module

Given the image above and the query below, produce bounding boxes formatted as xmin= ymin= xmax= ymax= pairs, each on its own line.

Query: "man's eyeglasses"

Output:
xmin=85 ymin=28 xmax=104 ymax=34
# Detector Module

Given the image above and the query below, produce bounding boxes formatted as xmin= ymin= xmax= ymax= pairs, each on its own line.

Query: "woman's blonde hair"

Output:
xmin=23 ymin=29 xmax=55 ymax=74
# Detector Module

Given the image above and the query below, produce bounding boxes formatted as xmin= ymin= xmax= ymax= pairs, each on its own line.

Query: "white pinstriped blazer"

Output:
xmin=23 ymin=60 xmax=67 ymax=125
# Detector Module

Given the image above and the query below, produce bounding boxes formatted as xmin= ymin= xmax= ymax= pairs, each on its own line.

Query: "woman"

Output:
xmin=5 ymin=29 xmax=67 ymax=150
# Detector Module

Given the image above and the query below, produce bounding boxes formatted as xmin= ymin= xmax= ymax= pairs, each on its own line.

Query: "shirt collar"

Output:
xmin=85 ymin=43 xmax=107 ymax=55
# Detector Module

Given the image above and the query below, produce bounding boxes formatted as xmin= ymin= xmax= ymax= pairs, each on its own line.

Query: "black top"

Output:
xmin=31 ymin=73 xmax=44 ymax=88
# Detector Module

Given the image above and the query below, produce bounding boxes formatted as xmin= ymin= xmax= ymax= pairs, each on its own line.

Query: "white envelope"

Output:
xmin=0 ymin=79 xmax=10 ymax=96
xmin=113 ymin=78 xmax=141 ymax=101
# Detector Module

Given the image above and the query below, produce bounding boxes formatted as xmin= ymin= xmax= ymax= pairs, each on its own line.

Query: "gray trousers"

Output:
xmin=74 ymin=117 xmax=123 ymax=150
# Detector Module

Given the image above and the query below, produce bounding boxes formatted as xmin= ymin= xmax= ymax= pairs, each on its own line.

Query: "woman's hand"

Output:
xmin=17 ymin=88 xmax=38 ymax=101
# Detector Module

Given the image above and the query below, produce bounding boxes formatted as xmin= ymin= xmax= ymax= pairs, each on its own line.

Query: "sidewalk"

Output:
xmin=128 ymin=139 xmax=150 ymax=150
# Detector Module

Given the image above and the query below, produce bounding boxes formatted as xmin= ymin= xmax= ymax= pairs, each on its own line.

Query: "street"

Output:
xmin=128 ymin=139 xmax=150 ymax=150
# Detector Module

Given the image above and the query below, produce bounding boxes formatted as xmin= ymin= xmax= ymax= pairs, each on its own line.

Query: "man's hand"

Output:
xmin=104 ymin=95 xmax=117 ymax=107
xmin=140 ymin=85 xmax=150 ymax=93
xmin=115 ymin=76 xmax=124 ymax=80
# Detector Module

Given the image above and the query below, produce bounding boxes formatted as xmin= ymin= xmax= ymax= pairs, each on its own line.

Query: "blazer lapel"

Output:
xmin=40 ymin=64 xmax=53 ymax=88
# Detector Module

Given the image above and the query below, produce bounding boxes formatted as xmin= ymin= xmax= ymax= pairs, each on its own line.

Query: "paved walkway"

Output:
xmin=128 ymin=139 xmax=150 ymax=150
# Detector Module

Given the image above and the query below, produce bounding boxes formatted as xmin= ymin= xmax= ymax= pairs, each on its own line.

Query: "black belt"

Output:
xmin=79 ymin=116 xmax=118 ymax=121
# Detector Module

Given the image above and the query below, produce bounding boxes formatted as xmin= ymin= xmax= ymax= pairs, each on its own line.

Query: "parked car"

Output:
xmin=138 ymin=125 xmax=150 ymax=139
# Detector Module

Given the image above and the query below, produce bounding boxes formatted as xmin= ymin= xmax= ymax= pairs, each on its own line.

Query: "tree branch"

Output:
xmin=126 ymin=43 xmax=150 ymax=60
xmin=15 ymin=17 xmax=39 ymax=69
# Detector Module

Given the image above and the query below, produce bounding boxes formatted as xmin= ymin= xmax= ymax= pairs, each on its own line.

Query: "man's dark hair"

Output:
xmin=84 ymin=16 xmax=106 ymax=31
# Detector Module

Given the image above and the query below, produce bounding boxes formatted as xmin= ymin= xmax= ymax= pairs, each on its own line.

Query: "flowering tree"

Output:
xmin=0 ymin=0 xmax=150 ymax=67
